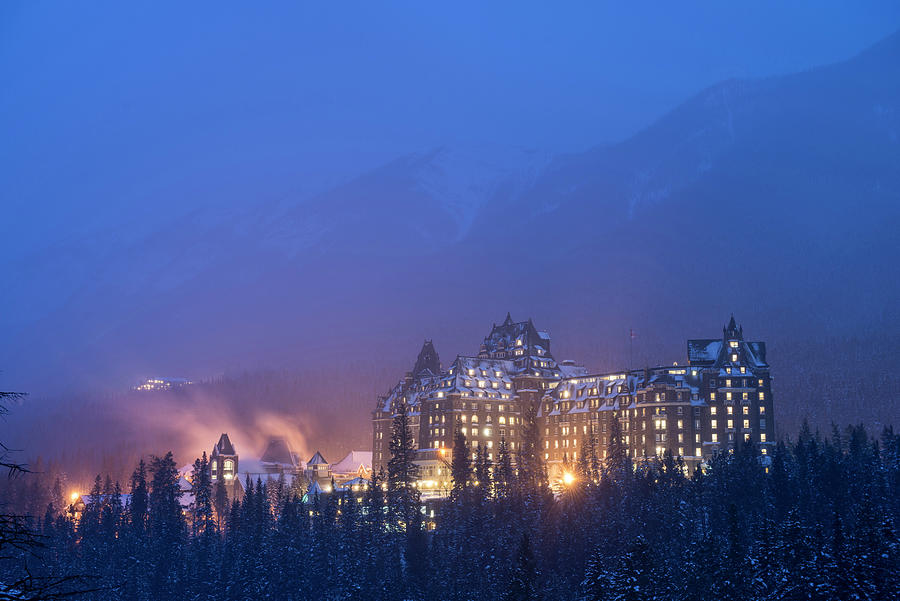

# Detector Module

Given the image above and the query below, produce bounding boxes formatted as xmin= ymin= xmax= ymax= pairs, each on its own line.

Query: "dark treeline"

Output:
xmin=3 ymin=411 xmax=900 ymax=600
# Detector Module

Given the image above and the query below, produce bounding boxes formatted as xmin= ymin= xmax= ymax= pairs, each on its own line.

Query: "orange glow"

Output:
xmin=70 ymin=492 xmax=80 ymax=501
xmin=562 ymin=472 xmax=575 ymax=486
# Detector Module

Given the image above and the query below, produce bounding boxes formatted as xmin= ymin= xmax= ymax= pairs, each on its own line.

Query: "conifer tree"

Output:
xmin=387 ymin=399 xmax=420 ymax=528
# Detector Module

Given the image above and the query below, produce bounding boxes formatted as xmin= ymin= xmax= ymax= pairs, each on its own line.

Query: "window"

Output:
xmin=742 ymin=392 xmax=749 ymax=401
xmin=726 ymin=379 xmax=732 ymax=388
xmin=743 ymin=419 xmax=750 ymax=429
xmin=731 ymin=354 xmax=738 ymax=362
xmin=677 ymin=420 xmax=684 ymax=429
xmin=695 ymin=447 xmax=701 ymax=457
xmin=710 ymin=393 xmax=716 ymax=401
xmin=759 ymin=406 xmax=766 ymax=415
xmin=478 ymin=380 xmax=486 ymax=388
xmin=742 ymin=406 xmax=749 ymax=415
xmin=740 ymin=366 xmax=746 ymax=374
xmin=727 ymin=406 xmax=734 ymax=415
xmin=224 ymin=459 xmax=235 ymax=480
xmin=677 ymin=433 xmax=684 ymax=443
xmin=729 ymin=341 xmax=739 ymax=348
xmin=695 ymin=433 xmax=700 ymax=443
xmin=760 ymin=433 xmax=767 ymax=442
xmin=711 ymin=419 xmax=718 ymax=429
xmin=468 ymin=369 xmax=475 ymax=376
xmin=712 ymin=433 xmax=718 ymax=443
xmin=711 ymin=406 xmax=717 ymax=416
xmin=759 ymin=392 xmax=765 ymax=400
xmin=760 ymin=419 xmax=766 ymax=430
xmin=727 ymin=419 xmax=734 ymax=429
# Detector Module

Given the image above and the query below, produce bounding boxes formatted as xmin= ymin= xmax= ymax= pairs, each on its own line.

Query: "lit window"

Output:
xmin=678 ymin=447 xmax=684 ymax=456
xmin=731 ymin=354 xmax=738 ymax=362
xmin=761 ymin=447 xmax=768 ymax=455
xmin=711 ymin=419 xmax=718 ymax=429
xmin=743 ymin=419 xmax=750 ymax=429
xmin=759 ymin=406 xmax=766 ymax=415
xmin=727 ymin=406 xmax=733 ymax=415
xmin=743 ymin=406 xmax=749 ymax=415
xmin=760 ymin=433 xmax=766 ymax=442
xmin=727 ymin=420 xmax=734 ymax=429
xmin=712 ymin=433 xmax=718 ymax=443
xmin=710 ymin=393 xmax=716 ymax=401
xmin=711 ymin=406 xmax=717 ymax=415
xmin=726 ymin=392 xmax=733 ymax=401
xmin=478 ymin=381 xmax=486 ymax=388
xmin=726 ymin=379 xmax=732 ymax=387
xmin=224 ymin=459 xmax=235 ymax=480
xmin=729 ymin=341 xmax=738 ymax=348
xmin=677 ymin=420 xmax=683 ymax=429
xmin=759 ymin=392 xmax=765 ymax=400
xmin=695 ymin=447 xmax=701 ymax=456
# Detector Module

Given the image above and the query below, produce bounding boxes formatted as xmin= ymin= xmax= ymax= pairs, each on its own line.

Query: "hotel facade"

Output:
xmin=372 ymin=314 xmax=774 ymax=492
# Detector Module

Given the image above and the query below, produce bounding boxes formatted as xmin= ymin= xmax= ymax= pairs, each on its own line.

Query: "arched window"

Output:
xmin=224 ymin=459 xmax=235 ymax=479
xmin=210 ymin=460 xmax=217 ymax=479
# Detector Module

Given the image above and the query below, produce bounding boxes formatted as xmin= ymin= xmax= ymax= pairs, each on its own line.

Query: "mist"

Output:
xmin=2 ymin=2 xmax=900 ymax=477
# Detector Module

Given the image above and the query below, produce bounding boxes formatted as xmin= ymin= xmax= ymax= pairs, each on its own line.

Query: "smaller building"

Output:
xmin=305 ymin=451 xmax=331 ymax=488
xmin=210 ymin=433 xmax=239 ymax=497
xmin=331 ymin=451 xmax=373 ymax=486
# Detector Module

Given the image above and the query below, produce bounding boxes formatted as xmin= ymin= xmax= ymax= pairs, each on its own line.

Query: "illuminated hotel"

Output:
xmin=372 ymin=314 xmax=774 ymax=492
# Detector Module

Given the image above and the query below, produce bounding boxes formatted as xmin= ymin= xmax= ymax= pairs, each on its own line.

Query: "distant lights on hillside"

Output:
xmin=134 ymin=377 xmax=193 ymax=392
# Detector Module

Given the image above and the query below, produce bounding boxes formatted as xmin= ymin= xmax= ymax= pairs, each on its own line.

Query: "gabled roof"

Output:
xmin=332 ymin=451 xmax=373 ymax=474
xmin=307 ymin=451 xmax=328 ymax=466
xmin=212 ymin=433 xmax=236 ymax=457
xmin=482 ymin=313 xmax=552 ymax=358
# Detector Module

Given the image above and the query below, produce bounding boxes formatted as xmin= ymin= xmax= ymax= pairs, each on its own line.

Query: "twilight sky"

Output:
xmin=2 ymin=2 xmax=900 ymax=473
xmin=3 ymin=1 xmax=900 ymax=261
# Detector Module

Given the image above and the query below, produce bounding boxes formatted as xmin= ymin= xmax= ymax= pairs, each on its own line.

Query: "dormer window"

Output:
xmin=729 ymin=341 xmax=739 ymax=348
xmin=740 ymin=366 xmax=746 ymax=374
xmin=731 ymin=354 xmax=738 ymax=362
xmin=516 ymin=339 xmax=523 ymax=346
xmin=468 ymin=369 xmax=475 ymax=376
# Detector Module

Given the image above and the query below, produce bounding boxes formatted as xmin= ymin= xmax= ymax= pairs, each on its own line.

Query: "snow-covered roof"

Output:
xmin=331 ymin=451 xmax=372 ymax=474
xmin=307 ymin=451 xmax=328 ymax=466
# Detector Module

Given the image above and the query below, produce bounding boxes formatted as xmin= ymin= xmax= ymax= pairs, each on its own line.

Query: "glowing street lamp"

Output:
xmin=70 ymin=492 xmax=80 ymax=502
xmin=562 ymin=472 xmax=575 ymax=486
